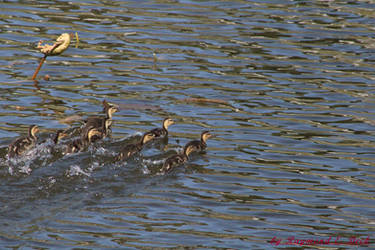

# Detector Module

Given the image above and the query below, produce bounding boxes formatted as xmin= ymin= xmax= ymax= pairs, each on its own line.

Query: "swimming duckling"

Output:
xmin=85 ymin=119 xmax=112 ymax=143
xmin=65 ymin=126 xmax=101 ymax=154
xmin=53 ymin=130 xmax=68 ymax=144
xmin=85 ymin=103 xmax=118 ymax=127
xmin=148 ymin=118 xmax=174 ymax=138
xmin=184 ymin=131 xmax=212 ymax=154
xmin=102 ymin=99 xmax=118 ymax=113
xmin=40 ymin=129 xmax=68 ymax=148
xmin=83 ymin=106 xmax=118 ymax=137
xmin=117 ymin=132 xmax=156 ymax=160
xmin=37 ymin=129 xmax=68 ymax=155
xmin=159 ymin=144 xmax=196 ymax=173
xmin=8 ymin=125 xmax=39 ymax=158
xmin=40 ymin=129 xmax=67 ymax=145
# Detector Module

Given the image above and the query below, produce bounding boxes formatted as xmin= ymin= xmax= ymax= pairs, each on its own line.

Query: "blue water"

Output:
xmin=0 ymin=0 xmax=374 ymax=248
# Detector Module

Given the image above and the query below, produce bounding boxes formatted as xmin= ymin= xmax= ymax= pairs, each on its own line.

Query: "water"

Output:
xmin=0 ymin=0 xmax=374 ymax=248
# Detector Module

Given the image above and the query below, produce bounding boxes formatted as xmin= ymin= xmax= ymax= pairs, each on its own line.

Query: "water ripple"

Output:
xmin=0 ymin=0 xmax=374 ymax=248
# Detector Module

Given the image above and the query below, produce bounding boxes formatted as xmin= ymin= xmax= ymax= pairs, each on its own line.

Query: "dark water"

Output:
xmin=0 ymin=0 xmax=374 ymax=248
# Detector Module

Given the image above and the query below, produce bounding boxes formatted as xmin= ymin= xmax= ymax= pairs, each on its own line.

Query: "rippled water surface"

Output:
xmin=0 ymin=0 xmax=374 ymax=248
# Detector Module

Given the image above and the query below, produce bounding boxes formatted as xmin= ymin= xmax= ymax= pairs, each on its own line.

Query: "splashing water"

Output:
xmin=142 ymin=158 xmax=165 ymax=166
xmin=88 ymin=161 xmax=102 ymax=172
xmin=66 ymin=165 xmax=91 ymax=177
xmin=140 ymin=164 xmax=151 ymax=175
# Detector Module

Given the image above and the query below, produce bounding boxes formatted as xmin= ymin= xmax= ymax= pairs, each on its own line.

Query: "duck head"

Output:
xmin=201 ymin=131 xmax=212 ymax=143
xmin=163 ymin=118 xmax=175 ymax=130
xmin=29 ymin=125 xmax=39 ymax=138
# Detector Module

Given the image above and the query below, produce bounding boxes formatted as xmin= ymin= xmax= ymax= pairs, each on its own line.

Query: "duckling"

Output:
xmin=102 ymin=99 xmax=118 ymax=113
xmin=40 ymin=129 xmax=67 ymax=145
xmin=53 ymin=130 xmax=68 ymax=144
xmin=36 ymin=129 xmax=69 ymax=155
xmin=148 ymin=118 xmax=174 ymax=138
xmin=83 ymin=106 xmax=118 ymax=137
xmin=65 ymin=126 xmax=101 ymax=154
xmin=159 ymin=144 xmax=196 ymax=173
xmin=117 ymin=132 xmax=156 ymax=160
xmin=85 ymin=118 xmax=112 ymax=143
xmin=85 ymin=103 xmax=118 ymax=127
xmin=65 ymin=138 xmax=84 ymax=154
xmin=8 ymin=125 xmax=39 ymax=158
xmin=40 ymin=129 xmax=67 ymax=147
xmin=184 ymin=131 xmax=212 ymax=153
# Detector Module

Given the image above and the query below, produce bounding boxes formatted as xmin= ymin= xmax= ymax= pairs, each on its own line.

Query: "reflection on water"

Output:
xmin=0 ymin=0 xmax=374 ymax=248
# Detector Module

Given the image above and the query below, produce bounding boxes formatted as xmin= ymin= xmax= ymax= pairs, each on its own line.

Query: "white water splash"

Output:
xmin=141 ymin=164 xmax=150 ymax=174
xmin=8 ymin=165 xmax=13 ymax=176
xmin=113 ymin=132 xmax=143 ymax=143
xmin=142 ymin=158 xmax=165 ymax=165
xmin=6 ymin=152 xmax=35 ymax=175
xmin=18 ymin=164 xmax=32 ymax=174
xmin=88 ymin=161 xmax=102 ymax=172
xmin=66 ymin=165 xmax=91 ymax=177
xmin=93 ymin=146 xmax=117 ymax=156
xmin=94 ymin=146 xmax=107 ymax=155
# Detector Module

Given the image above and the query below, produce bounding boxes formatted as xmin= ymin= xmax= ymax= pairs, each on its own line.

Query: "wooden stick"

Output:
xmin=32 ymin=41 xmax=62 ymax=80
xmin=31 ymin=54 xmax=47 ymax=80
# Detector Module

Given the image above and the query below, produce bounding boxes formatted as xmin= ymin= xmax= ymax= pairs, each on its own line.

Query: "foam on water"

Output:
xmin=66 ymin=165 xmax=91 ymax=177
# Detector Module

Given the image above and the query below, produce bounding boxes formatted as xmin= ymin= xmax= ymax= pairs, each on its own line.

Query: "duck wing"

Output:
xmin=160 ymin=154 xmax=186 ymax=173
xmin=84 ymin=116 xmax=104 ymax=128
xmin=149 ymin=127 xmax=166 ymax=138
xmin=184 ymin=140 xmax=204 ymax=153
xmin=8 ymin=136 xmax=35 ymax=157
xmin=117 ymin=143 xmax=141 ymax=160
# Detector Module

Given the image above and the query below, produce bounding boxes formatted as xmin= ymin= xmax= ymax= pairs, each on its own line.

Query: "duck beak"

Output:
xmin=60 ymin=132 xmax=68 ymax=138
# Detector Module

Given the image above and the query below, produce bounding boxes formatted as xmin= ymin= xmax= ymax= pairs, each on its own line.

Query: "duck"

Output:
xmin=52 ymin=130 xmax=68 ymax=144
xmin=117 ymin=132 xmax=156 ymax=160
xmin=85 ymin=101 xmax=118 ymax=126
xmin=184 ymin=131 xmax=212 ymax=154
xmin=39 ymin=129 xmax=68 ymax=145
xmin=84 ymin=118 xmax=112 ymax=143
xmin=36 ymin=129 xmax=69 ymax=155
xmin=102 ymin=99 xmax=117 ymax=113
xmin=148 ymin=118 xmax=174 ymax=138
xmin=83 ymin=105 xmax=118 ymax=138
xmin=40 ymin=129 xmax=68 ymax=148
xmin=159 ymin=144 xmax=196 ymax=173
xmin=65 ymin=126 xmax=101 ymax=154
xmin=8 ymin=125 xmax=39 ymax=158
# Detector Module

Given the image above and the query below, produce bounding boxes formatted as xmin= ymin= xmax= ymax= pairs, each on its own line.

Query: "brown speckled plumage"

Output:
xmin=83 ymin=104 xmax=118 ymax=139
xmin=66 ymin=126 xmax=101 ymax=154
xmin=8 ymin=125 xmax=39 ymax=158
xmin=183 ymin=131 xmax=212 ymax=154
xmin=117 ymin=132 xmax=155 ymax=160
xmin=149 ymin=118 xmax=174 ymax=138
xmin=160 ymin=144 xmax=196 ymax=173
